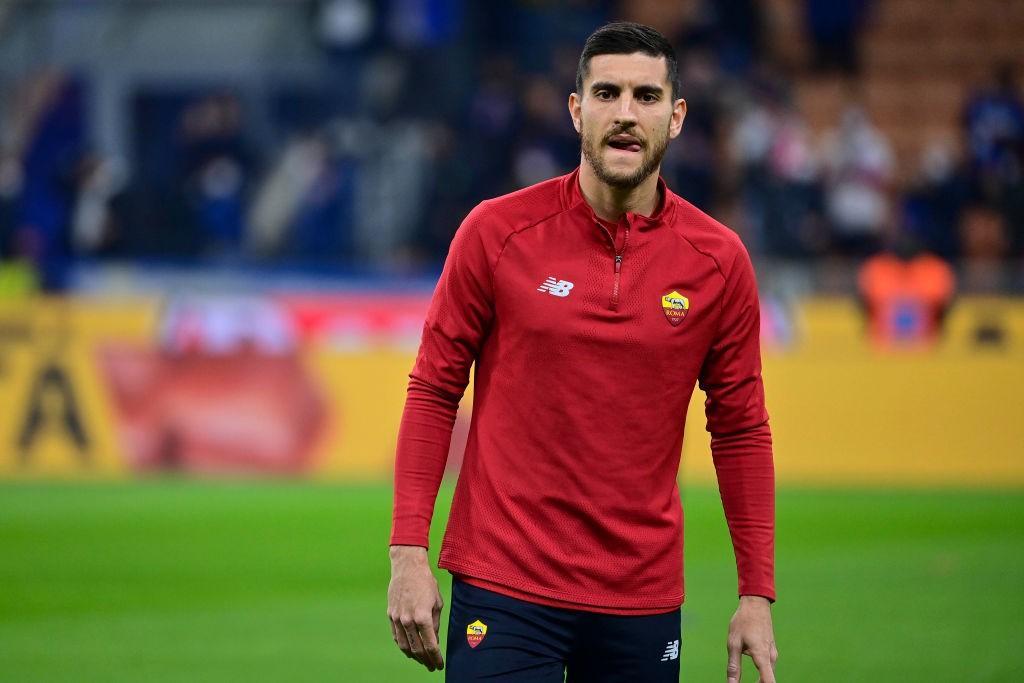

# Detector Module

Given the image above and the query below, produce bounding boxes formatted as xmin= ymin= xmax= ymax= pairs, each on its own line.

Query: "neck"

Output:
xmin=578 ymin=158 xmax=662 ymax=222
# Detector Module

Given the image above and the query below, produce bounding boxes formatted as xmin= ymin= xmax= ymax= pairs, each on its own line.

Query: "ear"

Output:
xmin=568 ymin=92 xmax=582 ymax=134
xmin=668 ymin=98 xmax=687 ymax=140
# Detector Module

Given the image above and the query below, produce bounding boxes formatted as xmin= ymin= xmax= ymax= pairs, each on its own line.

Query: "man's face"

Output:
xmin=569 ymin=53 xmax=686 ymax=189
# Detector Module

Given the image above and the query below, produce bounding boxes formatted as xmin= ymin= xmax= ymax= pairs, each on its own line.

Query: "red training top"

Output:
xmin=391 ymin=168 xmax=775 ymax=614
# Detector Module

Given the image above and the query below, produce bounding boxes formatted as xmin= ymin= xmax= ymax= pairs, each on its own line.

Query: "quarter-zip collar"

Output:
xmin=560 ymin=166 xmax=677 ymax=232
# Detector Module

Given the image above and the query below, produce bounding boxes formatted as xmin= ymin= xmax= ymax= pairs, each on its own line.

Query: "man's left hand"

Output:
xmin=726 ymin=595 xmax=778 ymax=682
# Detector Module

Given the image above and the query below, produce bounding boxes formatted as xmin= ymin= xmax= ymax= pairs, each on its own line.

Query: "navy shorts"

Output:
xmin=446 ymin=579 xmax=681 ymax=682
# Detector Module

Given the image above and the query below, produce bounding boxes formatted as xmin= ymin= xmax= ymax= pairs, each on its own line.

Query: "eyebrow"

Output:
xmin=590 ymin=81 xmax=665 ymax=96
xmin=590 ymin=81 xmax=620 ymax=93
xmin=634 ymin=85 xmax=664 ymax=97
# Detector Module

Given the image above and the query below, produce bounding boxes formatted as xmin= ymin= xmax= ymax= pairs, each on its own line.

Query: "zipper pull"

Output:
xmin=614 ymin=254 xmax=622 ymax=273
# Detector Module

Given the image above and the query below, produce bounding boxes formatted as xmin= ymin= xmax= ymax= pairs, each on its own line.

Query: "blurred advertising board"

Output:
xmin=0 ymin=298 xmax=157 ymax=477
xmin=0 ymin=294 xmax=449 ymax=479
xmin=0 ymin=295 xmax=1022 ymax=485
xmin=681 ymin=296 xmax=1024 ymax=487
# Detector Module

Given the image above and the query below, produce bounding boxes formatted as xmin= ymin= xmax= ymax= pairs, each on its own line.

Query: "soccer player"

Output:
xmin=388 ymin=22 xmax=777 ymax=682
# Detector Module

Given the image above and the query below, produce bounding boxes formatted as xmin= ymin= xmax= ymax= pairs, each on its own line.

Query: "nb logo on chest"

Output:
xmin=537 ymin=277 xmax=574 ymax=298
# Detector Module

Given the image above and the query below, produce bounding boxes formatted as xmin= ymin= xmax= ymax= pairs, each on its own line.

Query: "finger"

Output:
xmin=392 ymin=618 xmax=414 ymax=659
xmin=419 ymin=622 xmax=445 ymax=671
xmin=403 ymin=625 xmax=428 ymax=670
xmin=403 ymin=622 xmax=432 ymax=670
xmin=727 ymin=639 xmax=742 ymax=683
xmin=750 ymin=649 xmax=776 ymax=683
xmin=770 ymin=643 xmax=779 ymax=666
xmin=399 ymin=616 xmax=426 ymax=668
xmin=433 ymin=594 xmax=443 ymax=636
xmin=432 ymin=601 xmax=444 ymax=669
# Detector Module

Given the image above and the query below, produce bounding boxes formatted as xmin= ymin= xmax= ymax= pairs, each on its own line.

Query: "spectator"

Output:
xmin=964 ymin=66 xmax=1024 ymax=263
xmin=178 ymin=93 xmax=252 ymax=257
xmin=1002 ymin=145 xmax=1024 ymax=258
xmin=352 ymin=53 xmax=433 ymax=266
xmin=664 ymin=49 xmax=722 ymax=212
xmin=730 ymin=81 xmax=825 ymax=257
xmin=902 ymin=141 xmax=967 ymax=260
xmin=820 ymin=105 xmax=895 ymax=257
xmin=766 ymin=106 xmax=826 ymax=257
xmin=414 ymin=122 xmax=476 ymax=262
xmin=858 ymin=237 xmax=955 ymax=348
xmin=466 ymin=55 xmax=522 ymax=199
xmin=0 ymin=151 xmax=24 ymax=258
xmin=248 ymin=130 xmax=356 ymax=261
xmin=67 ymin=153 xmax=128 ymax=257
xmin=511 ymin=75 xmax=577 ymax=188
xmin=963 ymin=63 xmax=1024 ymax=179
xmin=958 ymin=202 xmax=1011 ymax=292
xmin=730 ymin=86 xmax=779 ymax=254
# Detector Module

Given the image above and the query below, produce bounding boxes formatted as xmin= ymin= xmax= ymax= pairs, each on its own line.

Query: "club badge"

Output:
xmin=661 ymin=291 xmax=690 ymax=326
xmin=466 ymin=619 xmax=488 ymax=648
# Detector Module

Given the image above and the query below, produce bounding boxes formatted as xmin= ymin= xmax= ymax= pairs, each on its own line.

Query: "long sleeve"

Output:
xmin=389 ymin=204 xmax=498 ymax=548
xmin=698 ymin=245 xmax=776 ymax=602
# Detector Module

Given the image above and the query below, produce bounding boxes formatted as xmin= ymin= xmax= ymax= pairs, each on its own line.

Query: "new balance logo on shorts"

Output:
xmin=537 ymin=277 xmax=574 ymax=297
xmin=661 ymin=639 xmax=679 ymax=662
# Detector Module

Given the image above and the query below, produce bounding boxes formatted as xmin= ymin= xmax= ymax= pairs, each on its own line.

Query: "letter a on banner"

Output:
xmin=17 ymin=360 xmax=90 ymax=466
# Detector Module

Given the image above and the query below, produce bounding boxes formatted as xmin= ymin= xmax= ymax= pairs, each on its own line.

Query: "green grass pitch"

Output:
xmin=1 ymin=482 xmax=1022 ymax=681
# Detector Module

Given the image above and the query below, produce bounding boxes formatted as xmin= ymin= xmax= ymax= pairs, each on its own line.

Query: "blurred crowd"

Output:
xmin=0 ymin=0 xmax=1022 ymax=292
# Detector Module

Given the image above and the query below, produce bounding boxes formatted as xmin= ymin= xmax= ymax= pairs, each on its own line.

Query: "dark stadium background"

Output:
xmin=0 ymin=1 xmax=1022 ymax=681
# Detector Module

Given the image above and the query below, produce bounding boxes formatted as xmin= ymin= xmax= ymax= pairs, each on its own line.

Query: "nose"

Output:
xmin=614 ymin=95 xmax=638 ymax=125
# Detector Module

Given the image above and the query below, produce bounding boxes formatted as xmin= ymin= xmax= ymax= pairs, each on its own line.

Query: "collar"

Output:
xmin=560 ymin=166 xmax=676 ymax=231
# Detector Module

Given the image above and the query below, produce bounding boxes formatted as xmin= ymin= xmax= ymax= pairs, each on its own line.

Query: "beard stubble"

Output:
xmin=580 ymin=119 xmax=671 ymax=189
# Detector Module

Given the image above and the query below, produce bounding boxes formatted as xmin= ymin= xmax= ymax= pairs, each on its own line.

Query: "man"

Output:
xmin=388 ymin=22 xmax=777 ymax=682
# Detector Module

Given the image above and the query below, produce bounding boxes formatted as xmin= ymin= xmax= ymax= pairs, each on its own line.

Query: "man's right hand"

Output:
xmin=387 ymin=545 xmax=445 ymax=672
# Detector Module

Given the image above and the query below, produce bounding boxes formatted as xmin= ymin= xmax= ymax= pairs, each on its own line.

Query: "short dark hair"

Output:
xmin=576 ymin=22 xmax=680 ymax=101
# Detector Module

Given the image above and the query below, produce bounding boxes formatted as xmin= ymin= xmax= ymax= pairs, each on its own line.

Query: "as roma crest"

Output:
xmin=466 ymin=619 xmax=488 ymax=648
xmin=661 ymin=291 xmax=690 ymax=326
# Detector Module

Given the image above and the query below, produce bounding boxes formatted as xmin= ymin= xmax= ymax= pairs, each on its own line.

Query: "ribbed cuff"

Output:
xmin=388 ymin=535 xmax=429 ymax=549
xmin=738 ymin=585 xmax=776 ymax=603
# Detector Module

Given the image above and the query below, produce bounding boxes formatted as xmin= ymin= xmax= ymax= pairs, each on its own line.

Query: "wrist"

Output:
xmin=389 ymin=544 xmax=429 ymax=565
xmin=738 ymin=595 xmax=772 ymax=608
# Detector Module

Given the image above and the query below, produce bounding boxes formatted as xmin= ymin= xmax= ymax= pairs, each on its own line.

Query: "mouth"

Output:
xmin=606 ymin=133 xmax=643 ymax=154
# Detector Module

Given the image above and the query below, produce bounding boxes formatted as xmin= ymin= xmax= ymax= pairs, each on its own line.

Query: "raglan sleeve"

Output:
xmin=697 ymin=242 xmax=776 ymax=602
xmin=389 ymin=203 xmax=498 ymax=548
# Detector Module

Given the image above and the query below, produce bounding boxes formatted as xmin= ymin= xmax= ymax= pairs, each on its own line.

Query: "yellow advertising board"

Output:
xmin=681 ymin=297 xmax=1024 ymax=486
xmin=0 ymin=298 xmax=158 ymax=477
xmin=1 ymin=295 xmax=1022 ymax=486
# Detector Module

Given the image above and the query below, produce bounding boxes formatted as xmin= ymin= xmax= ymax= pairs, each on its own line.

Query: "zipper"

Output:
xmin=598 ymin=223 xmax=630 ymax=311
xmin=611 ymin=253 xmax=623 ymax=309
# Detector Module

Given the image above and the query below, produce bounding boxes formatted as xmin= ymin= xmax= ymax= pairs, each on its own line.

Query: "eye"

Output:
xmin=595 ymin=90 xmax=613 ymax=101
xmin=639 ymin=92 xmax=659 ymax=103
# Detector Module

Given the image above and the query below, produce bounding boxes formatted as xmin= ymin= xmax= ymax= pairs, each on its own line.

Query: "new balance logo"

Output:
xmin=661 ymin=639 xmax=679 ymax=662
xmin=537 ymin=277 xmax=574 ymax=297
